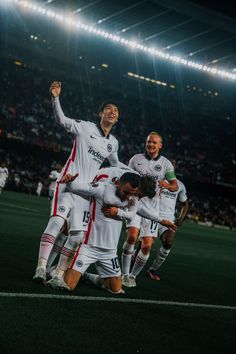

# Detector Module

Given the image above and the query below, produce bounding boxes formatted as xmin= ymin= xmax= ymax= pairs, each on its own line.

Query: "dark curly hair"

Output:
xmin=139 ymin=176 xmax=156 ymax=198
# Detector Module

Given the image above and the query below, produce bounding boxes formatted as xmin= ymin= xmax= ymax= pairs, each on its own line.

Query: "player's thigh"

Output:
xmin=141 ymin=236 xmax=154 ymax=250
xmin=159 ymin=226 xmax=175 ymax=246
xmin=126 ymin=215 xmax=141 ymax=243
xmin=50 ymin=186 xmax=73 ymax=220
xmin=95 ymin=254 xmax=121 ymax=292
xmin=68 ymin=194 xmax=90 ymax=232
xmin=70 ymin=244 xmax=98 ymax=275
xmin=139 ymin=218 xmax=159 ymax=240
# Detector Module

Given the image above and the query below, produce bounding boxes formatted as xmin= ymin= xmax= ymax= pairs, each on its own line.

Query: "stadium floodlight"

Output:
xmin=14 ymin=0 xmax=236 ymax=81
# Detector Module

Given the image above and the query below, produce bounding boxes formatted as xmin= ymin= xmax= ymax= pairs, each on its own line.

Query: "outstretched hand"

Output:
xmin=60 ymin=173 xmax=78 ymax=183
xmin=160 ymin=219 xmax=177 ymax=231
xmin=50 ymin=81 xmax=61 ymax=97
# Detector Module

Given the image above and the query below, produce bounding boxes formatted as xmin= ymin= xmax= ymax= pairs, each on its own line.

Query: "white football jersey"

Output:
xmin=129 ymin=153 xmax=176 ymax=195
xmin=49 ymin=170 xmax=60 ymax=192
xmin=53 ymin=97 xmax=119 ymax=186
xmin=95 ymin=166 xmax=164 ymax=223
xmin=68 ymin=181 xmax=139 ymax=250
xmin=36 ymin=182 xmax=43 ymax=195
xmin=0 ymin=167 xmax=9 ymax=186
xmin=159 ymin=179 xmax=187 ymax=220
xmin=95 ymin=165 xmax=137 ymax=183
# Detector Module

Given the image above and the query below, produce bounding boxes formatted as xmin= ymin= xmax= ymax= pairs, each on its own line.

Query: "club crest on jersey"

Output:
xmin=76 ymin=260 xmax=83 ymax=267
xmin=154 ymin=164 xmax=162 ymax=172
xmin=107 ymin=144 xmax=112 ymax=152
xmin=58 ymin=205 xmax=66 ymax=213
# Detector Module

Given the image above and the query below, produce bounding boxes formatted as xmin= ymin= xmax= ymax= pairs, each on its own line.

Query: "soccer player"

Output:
xmin=46 ymin=162 xmax=67 ymax=274
xmin=36 ymin=181 xmax=43 ymax=197
xmin=0 ymin=162 xmax=9 ymax=194
xmin=147 ymin=162 xmax=189 ymax=280
xmin=33 ymin=81 xmax=121 ymax=283
xmin=48 ymin=163 xmax=62 ymax=204
xmin=121 ymin=131 xmax=178 ymax=287
xmin=47 ymin=172 xmax=142 ymax=292
xmin=48 ymin=167 xmax=176 ymax=291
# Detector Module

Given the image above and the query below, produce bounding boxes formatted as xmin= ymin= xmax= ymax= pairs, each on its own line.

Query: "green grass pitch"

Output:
xmin=0 ymin=191 xmax=235 ymax=354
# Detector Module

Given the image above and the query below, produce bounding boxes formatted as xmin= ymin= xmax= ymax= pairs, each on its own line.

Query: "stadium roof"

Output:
xmin=35 ymin=0 xmax=236 ymax=71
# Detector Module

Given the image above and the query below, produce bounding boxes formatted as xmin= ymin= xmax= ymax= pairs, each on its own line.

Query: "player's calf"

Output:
xmin=103 ymin=276 xmax=123 ymax=294
xmin=64 ymin=268 xmax=82 ymax=291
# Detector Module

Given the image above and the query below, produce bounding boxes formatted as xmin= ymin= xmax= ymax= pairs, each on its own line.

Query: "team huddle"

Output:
xmin=33 ymin=81 xmax=189 ymax=294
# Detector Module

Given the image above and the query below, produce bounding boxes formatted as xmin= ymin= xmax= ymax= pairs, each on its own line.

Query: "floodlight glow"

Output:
xmin=14 ymin=0 xmax=236 ymax=81
xmin=65 ymin=17 xmax=76 ymax=27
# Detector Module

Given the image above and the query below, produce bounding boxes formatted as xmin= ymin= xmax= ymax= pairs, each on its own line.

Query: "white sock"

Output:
xmin=121 ymin=241 xmax=135 ymax=275
xmin=54 ymin=231 xmax=84 ymax=275
xmin=151 ymin=247 xmax=170 ymax=270
xmin=36 ymin=216 xmax=65 ymax=269
xmin=130 ymin=250 xmax=149 ymax=277
xmin=46 ymin=233 xmax=68 ymax=273
xmin=37 ymin=258 xmax=47 ymax=269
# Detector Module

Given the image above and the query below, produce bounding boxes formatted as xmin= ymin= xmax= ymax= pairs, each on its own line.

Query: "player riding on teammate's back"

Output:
xmin=33 ymin=81 xmax=122 ymax=283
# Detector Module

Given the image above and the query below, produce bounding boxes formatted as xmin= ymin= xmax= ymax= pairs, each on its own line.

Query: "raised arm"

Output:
xmin=50 ymin=81 xmax=81 ymax=134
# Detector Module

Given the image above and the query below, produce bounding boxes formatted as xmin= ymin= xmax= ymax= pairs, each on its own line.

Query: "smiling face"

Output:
xmin=99 ymin=104 xmax=119 ymax=126
xmin=145 ymin=133 xmax=163 ymax=158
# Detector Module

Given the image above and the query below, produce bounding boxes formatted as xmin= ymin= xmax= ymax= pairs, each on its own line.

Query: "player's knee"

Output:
xmin=163 ymin=241 xmax=172 ymax=249
xmin=126 ymin=229 xmax=139 ymax=244
xmin=126 ymin=227 xmax=139 ymax=244
xmin=163 ymin=235 xmax=174 ymax=249
xmin=44 ymin=216 xmax=65 ymax=236
xmin=104 ymin=277 xmax=122 ymax=293
xmin=69 ymin=231 xmax=85 ymax=248
xmin=64 ymin=269 xmax=81 ymax=291
xmin=141 ymin=244 xmax=152 ymax=254
xmin=67 ymin=282 xmax=76 ymax=291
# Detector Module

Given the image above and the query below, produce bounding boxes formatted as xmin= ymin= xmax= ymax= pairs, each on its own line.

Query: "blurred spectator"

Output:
xmin=0 ymin=60 xmax=235 ymax=228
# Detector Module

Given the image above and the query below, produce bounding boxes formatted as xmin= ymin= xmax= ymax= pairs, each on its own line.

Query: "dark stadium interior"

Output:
xmin=1 ymin=0 xmax=235 ymax=228
xmin=0 ymin=2 xmax=236 ymax=354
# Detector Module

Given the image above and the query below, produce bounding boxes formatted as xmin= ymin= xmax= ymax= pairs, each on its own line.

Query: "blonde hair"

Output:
xmin=147 ymin=131 xmax=163 ymax=143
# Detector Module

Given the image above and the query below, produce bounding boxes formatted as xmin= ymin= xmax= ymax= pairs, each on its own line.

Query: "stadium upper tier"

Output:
xmin=0 ymin=59 xmax=235 ymax=187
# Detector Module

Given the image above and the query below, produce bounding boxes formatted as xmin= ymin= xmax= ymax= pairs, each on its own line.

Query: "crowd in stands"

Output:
xmin=187 ymin=193 xmax=236 ymax=230
xmin=0 ymin=60 xmax=235 ymax=228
